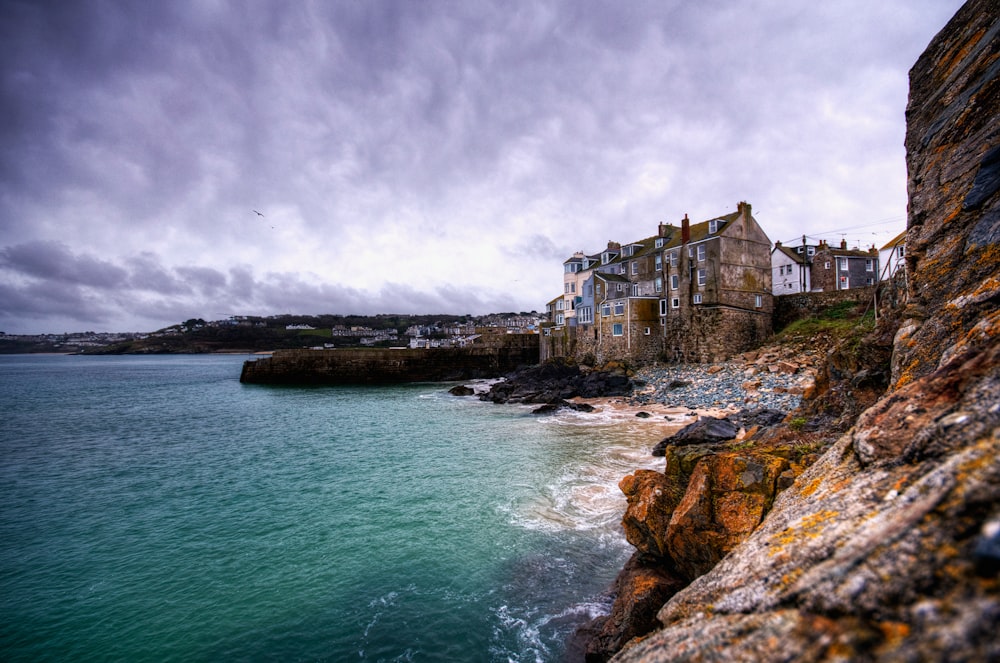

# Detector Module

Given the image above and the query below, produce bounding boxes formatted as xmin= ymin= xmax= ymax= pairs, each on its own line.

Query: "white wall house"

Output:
xmin=879 ymin=231 xmax=907 ymax=281
xmin=770 ymin=241 xmax=814 ymax=294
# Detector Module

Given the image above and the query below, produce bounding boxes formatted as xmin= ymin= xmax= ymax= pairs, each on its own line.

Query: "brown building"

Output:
xmin=546 ymin=201 xmax=773 ymax=364
xmin=810 ymin=239 xmax=879 ymax=291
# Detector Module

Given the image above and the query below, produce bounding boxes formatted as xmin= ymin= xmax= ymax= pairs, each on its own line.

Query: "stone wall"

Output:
xmin=773 ymin=287 xmax=875 ymax=331
xmin=240 ymin=334 xmax=539 ymax=384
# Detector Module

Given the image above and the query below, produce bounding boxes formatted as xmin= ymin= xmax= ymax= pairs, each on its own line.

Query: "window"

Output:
xmin=564 ymin=283 xmax=571 ymax=293
xmin=644 ymin=327 xmax=651 ymax=335
xmin=697 ymin=245 xmax=706 ymax=261
xmin=614 ymin=302 xmax=625 ymax=316
xmin=866 ymin=277 xmax=874 ymax=285
xmin=838 ymin=258 xmax=848 ymax=270
xmin=578 ymin=307 xmax=593 ymax=324
xmin=840 ymin=276 xmax=849 ymax=289
xmin=619 ymin=264 xmax=626 ymax=275
xmin=669 ymin=251 xmax=678 ymax=267
xmin=807 ymin=247 xmax=816 ymax=256
xmin=655 ymin=254 xmax=662 ymax=270
xmin=596 ymin=283 xmax=602 ymax=296
xmin=623 ymin=245 xmax=634 ymax=257
xmin=866 ymin=259 xmax=873 ymax=271
xmin=556 ymin=313 xmax=564 ymax=324
xmin=631 ymin=284 xmax=639 ymax=297
xmin=688 ymin=246 xmax=694 ymax=258
xmin=693 ymin=293 xmax=703 ymax=304
xmin=655 ymin=276 xmax=663 ymax=293
xmin=755 ymin=295 xmax=763 ymax=308
xmin=671 ymin=274 xmax=679 ymax=290
xmin=709 ymin=220 xmax=718 ymax=233
xmin=655 ymin=238 xmax=664 ymax=248
xmin=571 ymin=282 xmax=576 ymax=293
xmin=697 ymin=269 xmax=706 ymax=286
xmin=898 ymin=245 xmax=905 ymax=257
xmin=602 ymin=303 xmax=611 ymax=317
xmin=556 ymin=300 xmax=565 ymax=310
xmin=585 ymin=283 xmax=593 ymax=297
xmin=612 ymin=323 xmax=624 ymax=336
xmin=659 ymin=299 xmax=667 ymax=315
xmin=564 ymin=262 xmax=580 ymax=273
xmin=824 ymin=261 xmax=831 ymax=269
xmin=631 ymin=262 xmax=638 ymax=275
xmin=617 ymin=283 xmax=625 ymax=293
xmin=672 ymin=297 xmax=680 ymax=308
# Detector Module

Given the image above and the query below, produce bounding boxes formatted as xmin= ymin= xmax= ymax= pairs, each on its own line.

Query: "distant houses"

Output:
xmin=545 ymin=202 xmax=774 ymax=364
xmin=545 ymin=201 xmax=904 ymax=365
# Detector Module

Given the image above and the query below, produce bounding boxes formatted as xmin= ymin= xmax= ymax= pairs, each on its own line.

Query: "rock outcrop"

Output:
xmin=481 ymin=358 xmax=632 ymax=404
xmin=589 ymin=3 xmax=1000 ymax=661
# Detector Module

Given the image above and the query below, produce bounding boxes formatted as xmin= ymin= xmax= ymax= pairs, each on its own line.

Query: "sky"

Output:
xmin=0 ymin=0 xmax=966 ymax=334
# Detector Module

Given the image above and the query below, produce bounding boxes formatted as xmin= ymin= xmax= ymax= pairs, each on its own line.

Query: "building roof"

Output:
xmin=880 ymin=231 xmax=906 ymax=251
xmin=771 ymin=243 xmax=809 ymax=264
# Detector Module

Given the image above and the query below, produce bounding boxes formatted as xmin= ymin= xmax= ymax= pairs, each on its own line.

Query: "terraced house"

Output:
xmin=545 ymin=202 xmax=773 ymax=364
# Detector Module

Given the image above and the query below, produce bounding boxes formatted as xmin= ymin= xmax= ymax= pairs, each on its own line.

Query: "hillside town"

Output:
xmin=542 ymin=201 xmax=905 ymax=364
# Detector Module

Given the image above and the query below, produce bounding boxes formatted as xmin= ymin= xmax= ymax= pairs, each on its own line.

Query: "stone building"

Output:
xmin=545 ymin=201 xmax=773 ymax=364
xmin=810 ymin=239 xmax=879 ymax=291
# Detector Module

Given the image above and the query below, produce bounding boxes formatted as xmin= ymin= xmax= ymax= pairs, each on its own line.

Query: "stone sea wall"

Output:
xmin=240 ymin=334 xmax=539 ymax=384
xmin=589 ymin=2 xmax=1000 ymax=661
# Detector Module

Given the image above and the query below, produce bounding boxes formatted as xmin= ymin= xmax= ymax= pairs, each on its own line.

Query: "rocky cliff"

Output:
xmin=587 ymin=2 xmax=1000 ymax=661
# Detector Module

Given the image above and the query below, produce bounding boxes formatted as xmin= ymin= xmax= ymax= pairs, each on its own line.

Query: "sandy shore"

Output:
xmin=568 ymin=395 xmax=738 ymax=424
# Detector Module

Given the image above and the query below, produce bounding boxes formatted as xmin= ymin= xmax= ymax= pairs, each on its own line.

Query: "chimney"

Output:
xmin=658 ymin=222 xmax=670 ymax=238
xmin=774 ymin=240 xmax=782 ymax=248
xmin=681 ymin=214 xmax=690 ymax=243
xmin=840 ymin=238 xmax=848 ymax=250
xmin=738 ymin=201 xmax=751 ymax=218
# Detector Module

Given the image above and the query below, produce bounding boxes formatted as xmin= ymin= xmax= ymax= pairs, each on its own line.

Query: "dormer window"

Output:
xmin=623 ymin=246 xmax=634 ymax=258
xmin=708 ymin=219 xmax=724 ymax=233
xmin=655 ymin=238 xmax=664 ymax=249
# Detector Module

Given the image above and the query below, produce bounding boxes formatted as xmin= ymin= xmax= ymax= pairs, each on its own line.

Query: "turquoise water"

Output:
xmin=0 ymin=355 xmax=666 ymax=662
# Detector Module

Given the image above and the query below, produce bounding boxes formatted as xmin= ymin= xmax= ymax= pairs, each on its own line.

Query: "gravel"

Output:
xmin=628 ymin=363 xmax=808 ymax=413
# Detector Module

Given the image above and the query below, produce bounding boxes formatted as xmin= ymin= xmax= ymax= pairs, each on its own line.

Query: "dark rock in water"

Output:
xmin=667 ymin=379 xmax=691 ymax=390
xmin=481 ymin=359 xmax=632 ymax=404
xmin=531 ymin=400 xmax=597 ymax=415
xmin=448 ymin=385 xmax=475 ymax=396
xmin=636 ymin=411 xmax=652 ymax=418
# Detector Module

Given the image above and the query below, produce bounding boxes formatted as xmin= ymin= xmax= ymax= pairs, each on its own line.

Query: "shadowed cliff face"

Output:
xmin=605 ymin=1 xmax=1000 ymax=661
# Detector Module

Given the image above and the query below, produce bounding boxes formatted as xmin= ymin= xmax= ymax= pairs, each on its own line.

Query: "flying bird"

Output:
xmin=253 ymin=210 xmax=264 ymax=217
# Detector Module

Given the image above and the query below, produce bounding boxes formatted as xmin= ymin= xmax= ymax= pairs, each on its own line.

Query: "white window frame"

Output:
xmin=612 ymin=323 xmax=624 ymax=337
xmin=655 ymin=277 xmax=663 ymax=293
xmin=614 ymin=301 xmax=625 ymax=316
xmin=671 ymin=274 xmax=679 ymax=290
xmin=655 ymin=254 xmax=662 ymax=270
xmin=669 ymin=251 xmax=678 ymax=267
xmin=631 ymin=261 xmax=639 ymax=275
xmin=697 ymin=269 xmax=707 ymax=286
xmin=693 ymin=293 xmax=703 ymax=304
xmin=671 ymin=297 xmax=680 ymax=309
xmin=755 ymin=294 xmax=763 ymax=308
xmin=602 ymin=303 xmax=611 ymax=317
xmin=655 ymin=238 xmax=664 ymax=248
xmin=659 ymin=299 xmax=667 ymax=316
xmin=697 ymin=245 xmax=706 ymax=261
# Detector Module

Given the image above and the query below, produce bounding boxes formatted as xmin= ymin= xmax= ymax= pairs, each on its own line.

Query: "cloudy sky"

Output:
xmin=1 ymin=0 xmax=964 ymax=334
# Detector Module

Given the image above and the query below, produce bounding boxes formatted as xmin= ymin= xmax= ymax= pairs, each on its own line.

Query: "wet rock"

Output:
xmin=582 ymin=553 xmax=686 ymax=663
xmin=448 ymin=385 xmax=475 ymax=396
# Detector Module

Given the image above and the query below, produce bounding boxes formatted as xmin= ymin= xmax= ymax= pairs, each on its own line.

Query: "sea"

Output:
xmin=0 ymin=354 xmax=671 ymax=662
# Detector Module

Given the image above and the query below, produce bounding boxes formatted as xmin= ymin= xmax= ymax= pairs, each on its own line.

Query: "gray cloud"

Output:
xmin=0 ymin=0 xmax=965 ymax=333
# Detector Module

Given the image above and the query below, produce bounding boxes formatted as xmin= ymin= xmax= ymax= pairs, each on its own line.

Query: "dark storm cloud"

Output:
xmin=0 ymin=0 xmax=966 ymax=333
xmin=0 ymin=241 xmax=127 ymax=288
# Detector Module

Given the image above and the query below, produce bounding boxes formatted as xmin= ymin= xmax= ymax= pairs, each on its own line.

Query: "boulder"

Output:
xmin=448 ymin=385 xmax=475 ymax=396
